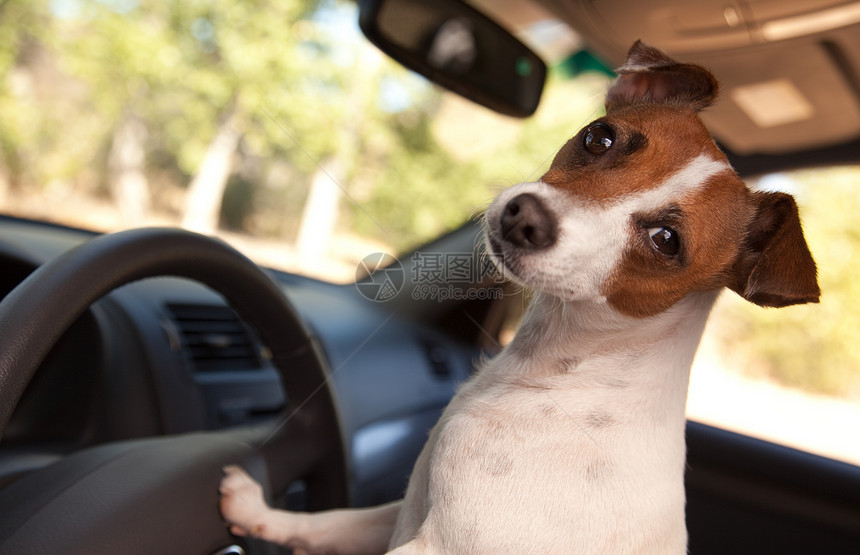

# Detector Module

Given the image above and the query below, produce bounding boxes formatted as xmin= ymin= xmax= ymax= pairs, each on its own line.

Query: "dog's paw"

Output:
xmin=219 ymin=464 xmax=272 ymax=538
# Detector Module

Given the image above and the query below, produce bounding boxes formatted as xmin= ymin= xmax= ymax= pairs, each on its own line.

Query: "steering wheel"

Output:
xmin=0 ymin=228 xmax=348 ymax=554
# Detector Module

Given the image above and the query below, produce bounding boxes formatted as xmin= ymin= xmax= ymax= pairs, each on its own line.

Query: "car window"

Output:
xmin=1 ymin=0 xmax=857 ymax=466
xmin=0 ymin=0 xmax=603 ymax=281
xmin=688 ymin=167 xmax=860 ymax=466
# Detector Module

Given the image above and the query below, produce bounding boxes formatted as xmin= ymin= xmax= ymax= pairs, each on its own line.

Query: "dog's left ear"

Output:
xmin=730 ymin=191 xmax=820 ymax=308
xmin=606 ymin=40 xmax=718 ymax=112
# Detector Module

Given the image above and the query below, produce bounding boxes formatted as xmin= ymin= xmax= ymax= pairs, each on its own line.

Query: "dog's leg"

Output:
xmin=219 ymin=465 xmax=400 ymax=555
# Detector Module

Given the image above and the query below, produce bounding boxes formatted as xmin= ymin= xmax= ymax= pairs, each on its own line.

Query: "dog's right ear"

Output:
xmin=730 ymin=191 xmax=820 ymax=308
xmin=606 ymin=41 xmax=718 ymax=112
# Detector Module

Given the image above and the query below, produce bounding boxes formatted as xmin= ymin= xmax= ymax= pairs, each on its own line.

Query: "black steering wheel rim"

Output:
xmin=0 ymin=227 xmax=348 ymax=553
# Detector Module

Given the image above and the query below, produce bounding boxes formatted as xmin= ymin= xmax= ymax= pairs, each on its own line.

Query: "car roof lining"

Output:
xmin=525 ymin=0 xmax=860 ymax=163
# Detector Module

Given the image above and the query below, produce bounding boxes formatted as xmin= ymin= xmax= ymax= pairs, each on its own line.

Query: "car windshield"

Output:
xmin=1 ymin=0 xmax=858 ymax=465
xmin=0 ymin=0 xmax=606 ymax=281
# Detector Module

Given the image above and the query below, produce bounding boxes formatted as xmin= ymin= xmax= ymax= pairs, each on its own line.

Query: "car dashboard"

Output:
xmin=0 ymin=215 xmax=476 ymax=507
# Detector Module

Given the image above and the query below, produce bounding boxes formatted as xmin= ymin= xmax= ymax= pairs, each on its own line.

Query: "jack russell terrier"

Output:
xmin=219 ymin=41 xmax=820 ymax=554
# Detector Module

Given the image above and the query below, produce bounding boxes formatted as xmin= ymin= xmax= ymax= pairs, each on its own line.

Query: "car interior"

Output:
xmin=0 ymin=0 xmax=858 ymax=553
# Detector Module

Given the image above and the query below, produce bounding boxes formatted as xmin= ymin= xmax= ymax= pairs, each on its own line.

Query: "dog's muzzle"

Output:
xmin=499 ymin=193 xmax=558 ymax=250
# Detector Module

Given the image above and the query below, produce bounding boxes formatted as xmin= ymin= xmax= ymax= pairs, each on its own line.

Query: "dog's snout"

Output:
xmin=500 ymin=193 xmax=557 ymax=250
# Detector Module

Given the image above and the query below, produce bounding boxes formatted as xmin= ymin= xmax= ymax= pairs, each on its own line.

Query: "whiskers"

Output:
xmin=469 ymin=199 xmax=493 ymax=223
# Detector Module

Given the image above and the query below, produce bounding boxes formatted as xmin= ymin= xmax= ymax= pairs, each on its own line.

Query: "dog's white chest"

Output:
xmin=410 ymin=374 xmax=687 ymax=553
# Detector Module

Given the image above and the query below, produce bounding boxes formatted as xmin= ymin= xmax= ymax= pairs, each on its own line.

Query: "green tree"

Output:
xmin=351 ymin=71 xmax=611 ymax=251
xmin=54 ymin=0 xmax=323 ymax=232
xmin=0 ymin=0 xmax=93 ymax=197
xmin=1 ymin=0 xmax=613 ymax=267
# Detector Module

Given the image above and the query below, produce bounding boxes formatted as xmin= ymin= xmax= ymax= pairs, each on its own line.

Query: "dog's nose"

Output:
xmin=500 ymin=193 xmax=556 ymax=249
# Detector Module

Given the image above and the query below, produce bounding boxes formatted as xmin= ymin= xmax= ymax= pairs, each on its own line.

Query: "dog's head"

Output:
xmin=486 ymin=41 xmax=819 ymax=318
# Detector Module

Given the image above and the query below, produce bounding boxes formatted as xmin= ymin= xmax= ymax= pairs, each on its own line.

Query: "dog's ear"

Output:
xmin=730 ymin=191 xmax=820 ymax=308
xmin=606 ymin=41 xmax=718 ymax=112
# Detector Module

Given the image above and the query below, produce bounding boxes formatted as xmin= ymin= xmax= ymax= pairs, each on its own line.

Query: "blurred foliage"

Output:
xmin=0 ymin=0 xmax=609 ymax=249
xmin=709 ymin=167 xmax=860 ymax=399
xmin=351 ymin=73 xmax=611 ymax=250
xmin=0 ymin=0 xmax=85 ymax=190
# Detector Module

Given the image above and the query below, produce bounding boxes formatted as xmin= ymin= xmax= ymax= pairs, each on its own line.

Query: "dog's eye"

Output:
xmin=648 ymin=226 xmax=680 ymax=256
xmin=584 ymin=124 xmax=614 ymax=155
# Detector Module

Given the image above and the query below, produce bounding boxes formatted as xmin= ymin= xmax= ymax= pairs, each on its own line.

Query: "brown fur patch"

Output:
xmin=543 ymin=104 xmax=769 ymax=318
xmin=558 ymin=357 xmax=579 ymax=373
xmin=604 ymin=167 xmax=754 ymax=318
xmin=585 ymin=458 xmax=612 ymax=482
xmin=584 ymin=410 xmax=614 ymax=429
xmin=542 ymin=106 xmax=716 ymax=206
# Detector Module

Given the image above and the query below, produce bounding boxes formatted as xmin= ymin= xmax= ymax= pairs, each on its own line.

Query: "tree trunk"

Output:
xmin=182 ymin=109 xmax=242 ymax=234
xmin=296 ymin=158 xmax=343 ymax=261
xmin=108 ymin=113 xmax=149 ymax=226
xmin=0 ymin=168 xmax=8 ymax=207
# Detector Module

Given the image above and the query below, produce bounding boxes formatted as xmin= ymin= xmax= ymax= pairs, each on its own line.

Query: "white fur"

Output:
xmin=219 ymin=151 xmax=733 ymax=554
xmin=387 ymin=290 xmax=718 ymax=553
xmin=485 ymin=180 xmax=624 ymax=302
xmin=617 ymin=64 xmax=653 ymax=73
xmin=636 ymin=154 xmax=731 ymax=208
xmin=485 ymin=154 xmax=731 ymax=302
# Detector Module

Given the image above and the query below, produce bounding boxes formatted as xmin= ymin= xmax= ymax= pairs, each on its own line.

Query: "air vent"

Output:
xmin=167 ymin=304 xmax=262 ymax=372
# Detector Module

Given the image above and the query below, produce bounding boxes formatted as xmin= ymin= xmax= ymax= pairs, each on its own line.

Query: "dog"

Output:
xmin=219 ymin=41 xmax=820 ymax=554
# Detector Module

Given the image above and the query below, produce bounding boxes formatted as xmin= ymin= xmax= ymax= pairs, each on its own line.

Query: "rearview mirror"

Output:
xmin=359 ymin=0 xmax=546 ymax=118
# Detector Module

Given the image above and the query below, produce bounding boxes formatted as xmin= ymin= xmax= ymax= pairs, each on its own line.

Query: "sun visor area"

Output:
xmin=541 ymin=0 xmax=860 ymax=156
xmin=699 ymin=40 xmax=860 ymax=155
